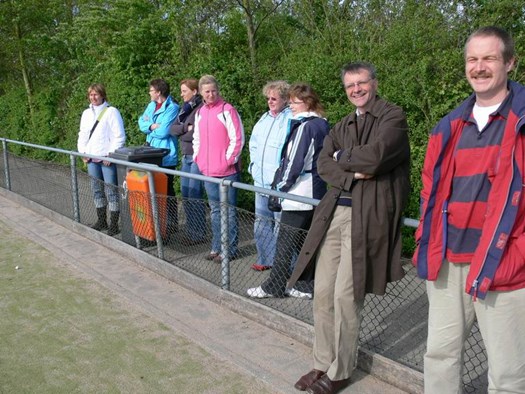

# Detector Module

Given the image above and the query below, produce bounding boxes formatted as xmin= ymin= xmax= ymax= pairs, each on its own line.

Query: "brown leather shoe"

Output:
xmin=294 ymin=369 xmax=326 ymax=391
xmin=305 ymin=374 xmax=350 ymax=394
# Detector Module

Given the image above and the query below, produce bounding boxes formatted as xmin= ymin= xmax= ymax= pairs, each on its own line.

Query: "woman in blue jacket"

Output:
xmin=138 ymin=79 xmax=180 ymax=234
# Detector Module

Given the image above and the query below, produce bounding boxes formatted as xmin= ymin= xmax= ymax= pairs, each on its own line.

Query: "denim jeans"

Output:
xmin=254 ymin=193 xmax=281 ymax=267
xmin=180 ymin=155 xmax=205 ymax=240
xmin=204 ymin=172 xmax=240 ymax=258
xmin=87 ymin=161 xmax=119 ymax=211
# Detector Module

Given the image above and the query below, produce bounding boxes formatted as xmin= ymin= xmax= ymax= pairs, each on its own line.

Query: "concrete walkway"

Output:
xmin=0 ymin=189 xmax=413 ymax=394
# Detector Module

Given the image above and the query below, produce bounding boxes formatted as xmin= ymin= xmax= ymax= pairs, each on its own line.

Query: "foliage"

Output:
xmin=0 ymin=0 xmax=524 ymax=255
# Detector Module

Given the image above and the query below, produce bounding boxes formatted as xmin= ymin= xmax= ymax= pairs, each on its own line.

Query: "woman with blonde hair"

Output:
xmin=248 ymin=80 xmax=293 ymax=271
xmin=193 ymin=75 xmax=245 ymax=262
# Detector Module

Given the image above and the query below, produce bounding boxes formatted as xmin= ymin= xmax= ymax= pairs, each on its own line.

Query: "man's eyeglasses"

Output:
xmin=344 ymin=78 xmax=374 ymax=90
xmin=266 ymin=97 xmax=279 ymax=102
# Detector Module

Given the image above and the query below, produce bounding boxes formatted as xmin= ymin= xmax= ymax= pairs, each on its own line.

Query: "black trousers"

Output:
xmin=261 ymin=209 xmax=314 ymax=296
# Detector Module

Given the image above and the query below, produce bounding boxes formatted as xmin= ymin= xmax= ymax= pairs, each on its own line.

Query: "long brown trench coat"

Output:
xmin=287 ymin=97 xmax=411 ymax=301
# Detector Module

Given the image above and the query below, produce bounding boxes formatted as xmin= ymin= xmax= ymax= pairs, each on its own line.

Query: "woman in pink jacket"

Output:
xmin=193 ymin=75 xmax=245 ymax=262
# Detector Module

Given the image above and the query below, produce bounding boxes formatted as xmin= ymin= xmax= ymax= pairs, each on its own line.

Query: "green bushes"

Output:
xmin=0 ymin=0 xmax=524 ymax=255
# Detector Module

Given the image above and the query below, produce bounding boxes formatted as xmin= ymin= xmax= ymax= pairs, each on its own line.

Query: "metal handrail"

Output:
xmin=0 ymin=137 xmax=418 ymax=228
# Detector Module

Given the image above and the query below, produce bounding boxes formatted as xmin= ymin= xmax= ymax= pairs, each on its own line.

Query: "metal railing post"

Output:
xmin=70 ymin=154 xmax=81 ymax=222
xmin=2 ymin=140 xmax=11 ymax=190
xmin=219 ymin=181 xmax=230 ymax=290
xmin=147 ymin=170 xmax=164 ymax=260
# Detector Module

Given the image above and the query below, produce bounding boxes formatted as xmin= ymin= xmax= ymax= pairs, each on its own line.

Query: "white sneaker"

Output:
xmin=247 ymin=286 xmax=274 ymax=298
xmin=286 ymin=288 xmax=313 ymax=299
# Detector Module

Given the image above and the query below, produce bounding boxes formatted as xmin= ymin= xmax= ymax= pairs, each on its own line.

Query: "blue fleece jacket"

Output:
xmin=138 ymin=95 xmax=179 ymax=167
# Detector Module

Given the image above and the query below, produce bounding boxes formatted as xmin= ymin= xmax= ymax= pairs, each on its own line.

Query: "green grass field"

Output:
xmin=0 ymin=220 xmax=269 ymax=393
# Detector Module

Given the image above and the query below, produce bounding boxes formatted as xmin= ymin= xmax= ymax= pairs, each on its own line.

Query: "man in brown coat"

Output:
xmin=290 ymin=62 xmax=410 ymax=394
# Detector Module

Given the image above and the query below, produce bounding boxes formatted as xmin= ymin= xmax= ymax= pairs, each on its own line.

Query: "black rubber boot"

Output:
xmin=92 ymin=207 xmax=108 ymax=231
xmin=107 ymin=211 xmax=120 ymax=236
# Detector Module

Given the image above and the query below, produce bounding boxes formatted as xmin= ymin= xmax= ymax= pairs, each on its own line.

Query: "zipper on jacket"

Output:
xmin=441 ymin=200 xmax=449 ymax=261
xmin=471 ymin=279 xmax=478 ymax=302
xmin=261 ymin=116 xmax=277 ymax=187
xmin=206 ymin=106 xmax=209 ymax=174
xmin=471 ymin=118 xmax=522 ymax=297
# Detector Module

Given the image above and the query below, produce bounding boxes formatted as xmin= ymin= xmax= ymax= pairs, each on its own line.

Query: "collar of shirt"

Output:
xmin=90 ymin=101 xmax=108 ymax=116
xmin=463 ymin=85 xmax=513 ymax=123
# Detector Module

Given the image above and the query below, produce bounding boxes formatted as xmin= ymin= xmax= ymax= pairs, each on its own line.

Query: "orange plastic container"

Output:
xmin=126 ymin=169 xmax=168 ymax=241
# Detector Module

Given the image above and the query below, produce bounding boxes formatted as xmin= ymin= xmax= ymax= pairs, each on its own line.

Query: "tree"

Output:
xmin=1 ymin=0 xmax=524 ymax=252
xmin=234 ymin=0 xmax=286 ymax=79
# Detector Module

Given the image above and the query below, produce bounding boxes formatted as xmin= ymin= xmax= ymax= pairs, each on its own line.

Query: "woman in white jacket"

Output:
xmin=78 ymin=83 xmax=126 ymax=235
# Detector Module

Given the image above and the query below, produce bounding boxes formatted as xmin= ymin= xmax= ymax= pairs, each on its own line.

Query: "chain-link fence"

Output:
xmin=0 ymin=140 xmax=488 ymax=393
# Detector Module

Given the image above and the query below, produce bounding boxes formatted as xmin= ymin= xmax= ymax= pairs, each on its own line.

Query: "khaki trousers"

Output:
xmin=425 ymin=260 xmax=525 ymax=394
xmin=313 ymin=206 xmax=364 ymax=380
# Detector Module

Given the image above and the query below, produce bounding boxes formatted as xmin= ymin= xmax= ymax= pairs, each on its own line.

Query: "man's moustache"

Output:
xmin=471 ymin=72 xmax=491 ymax=78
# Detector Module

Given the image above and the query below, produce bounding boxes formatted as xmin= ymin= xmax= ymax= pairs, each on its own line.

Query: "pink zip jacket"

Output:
xmin=193 ymin=98 xmax=245 ymax=177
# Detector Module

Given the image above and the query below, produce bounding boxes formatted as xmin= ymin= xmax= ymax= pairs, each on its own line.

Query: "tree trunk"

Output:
xmin=14 ymin=20 xmax=36 ymax=131
xmin=241 ymin=0 xmax=258 ymax=78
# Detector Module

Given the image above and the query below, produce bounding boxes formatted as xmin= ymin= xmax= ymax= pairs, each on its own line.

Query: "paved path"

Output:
xmin=0 ymin=191 xmax=408 ymax=394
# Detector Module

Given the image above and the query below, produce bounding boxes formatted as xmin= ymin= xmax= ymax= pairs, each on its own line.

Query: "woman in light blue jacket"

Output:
xmin=248 ymin=81 xmax=292 ymax=271
xmin=138 ymin=79 xmax=180 ymax=233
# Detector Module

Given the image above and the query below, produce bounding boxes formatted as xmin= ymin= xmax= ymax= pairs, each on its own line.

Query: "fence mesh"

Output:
xmin=0 ymin=146 xmax=488 ymax=393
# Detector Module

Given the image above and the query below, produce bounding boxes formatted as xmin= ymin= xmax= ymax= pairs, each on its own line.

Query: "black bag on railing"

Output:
xmin=267 ymin=194 xmax=282 ymax=212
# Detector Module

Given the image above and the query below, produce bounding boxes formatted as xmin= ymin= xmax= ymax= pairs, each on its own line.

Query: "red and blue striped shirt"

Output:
xmin=446 ymin=93 xmax=512 ymax=262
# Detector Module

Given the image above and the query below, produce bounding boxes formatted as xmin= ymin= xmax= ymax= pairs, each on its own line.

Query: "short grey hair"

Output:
xmin=262 ymin=80 xmax=290 ymax=100
xmin=340 ymin=62 xmax=377 ymax=83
